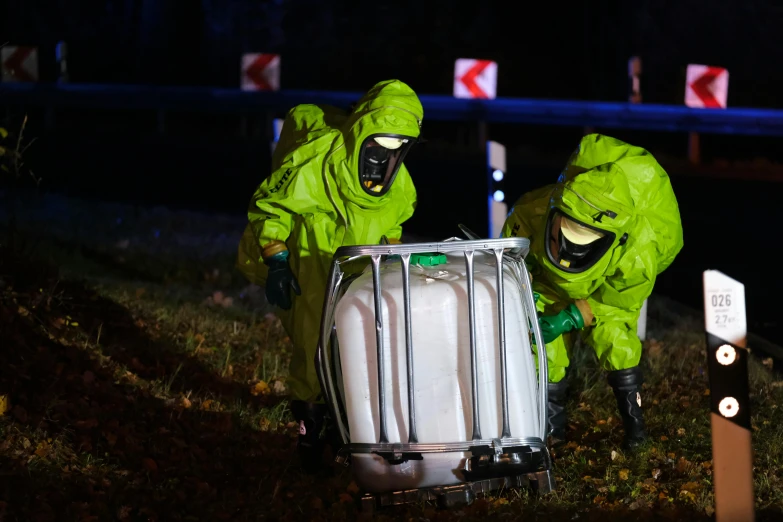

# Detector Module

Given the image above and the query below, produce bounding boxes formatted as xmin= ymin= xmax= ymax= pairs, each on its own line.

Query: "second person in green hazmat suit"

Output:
xmin=502 ymin=133 xmax=683 ymax=450
xmin=237 ymin=79 xmax=423 ymax=471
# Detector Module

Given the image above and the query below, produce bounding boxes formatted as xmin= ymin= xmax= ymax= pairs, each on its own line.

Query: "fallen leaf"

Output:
xmin=677 ymin=428 xmax=686 ymax=436
xmin=611 ymin=450 xmax=619 ymax=461
xmin=652 ymin=468 xmax=662 ymax=480
xmin=251 ymin=381 xmax=270 ymax=396
xmin=180 ymin=396 xmax=192 ymax=409
xmin=34 ymin=441 xmax=50 ymax=458
xmin=629 ymin=499 xmax=647 ymax=511
xmin=0 ymin=395 xmax=9 ymax=415
xmin=676 ymin=457 xmax=693 ymax=474
xmin=660 ymin=435 xmax=669 ymax=441
xmin=647 ymin=339 xmax=664 ymax=358
xmin=679 ymin=490 xmax=697 ymax=503
xmin=201 ymin=400 xmax=213 ymax=411
xmin=75 ymin=418 xmax=99 ymax=430
xmin=681 ymin=481 xmax=701 ymax=492
xmin=141 ymin=458 xmax=158 ymax=472
xmin=618 ymin=469 xmax=630 ymax=481
xmin=493 ymin=498 xmax=509 ymax=506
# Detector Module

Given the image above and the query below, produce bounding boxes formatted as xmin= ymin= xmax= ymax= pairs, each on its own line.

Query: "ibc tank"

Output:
xmin=334 ymin=251 xmax=540 ymax=493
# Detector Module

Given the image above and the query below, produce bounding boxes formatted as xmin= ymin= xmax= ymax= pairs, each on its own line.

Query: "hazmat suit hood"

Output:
xmin=542 ymin=134 xmax=684 ymax=292
xmin=333 ymin=79 xmax=423 ymax=207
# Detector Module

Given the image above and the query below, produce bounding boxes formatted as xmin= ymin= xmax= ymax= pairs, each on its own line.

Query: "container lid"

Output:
xmin=411 ymin=252 xmax=448 ymax=266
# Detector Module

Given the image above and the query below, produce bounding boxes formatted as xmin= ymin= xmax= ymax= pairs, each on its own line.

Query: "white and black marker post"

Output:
xmin=703 ymin=270 xmax=754 ymax=522
xmin=487 ymin=140 xmax=507 ymax=238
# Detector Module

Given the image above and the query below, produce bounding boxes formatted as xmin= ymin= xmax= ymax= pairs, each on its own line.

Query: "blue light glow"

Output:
xmin=4 ymin=83 xmax=783 ymax=136
xmin=492 ymin=169 xmax=504 ymax=181
xmin=493 ymin=190 xmax=505 ymax=202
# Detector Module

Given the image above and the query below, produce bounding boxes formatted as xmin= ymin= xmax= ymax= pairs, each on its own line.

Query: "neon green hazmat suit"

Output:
xmin=502 ymin=133 xmax=684 ymax=384
xmin=237 ymin=80 xmax=423 ymax=404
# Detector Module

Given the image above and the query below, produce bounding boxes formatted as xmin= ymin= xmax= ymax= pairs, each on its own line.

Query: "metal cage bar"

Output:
xmin=315 ymin=236 xmax=550 ymax=458
xmin=400 ymin=253 xmax=418 ymax=443
xmin=493 ymin=248 xmax=512 ymax=438
xmin=370 ymin=254 xmax=389 ymax=444
xmin=464 ymin=250 xmax=482 ymax=441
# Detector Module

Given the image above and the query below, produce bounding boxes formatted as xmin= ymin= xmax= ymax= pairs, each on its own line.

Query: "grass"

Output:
xmin=2 ymin=192 xmax=783 ymax=521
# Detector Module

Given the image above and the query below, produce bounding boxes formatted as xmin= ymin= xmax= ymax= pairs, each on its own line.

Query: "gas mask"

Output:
xmin=359 ymin=135 xmax=415 ymax=197
xmin=545 ymin=209 xmax=616 ymax=272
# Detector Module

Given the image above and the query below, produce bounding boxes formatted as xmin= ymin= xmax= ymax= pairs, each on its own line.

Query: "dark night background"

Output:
xmin=1 ymin=0 xmax=782 ymax=343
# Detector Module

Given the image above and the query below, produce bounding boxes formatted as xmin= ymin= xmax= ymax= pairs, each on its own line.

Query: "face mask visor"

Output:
xmin=358 ymin=134 xmax=415 ymax=196
xmin=545 ymin=209 xmax=616 ymax=273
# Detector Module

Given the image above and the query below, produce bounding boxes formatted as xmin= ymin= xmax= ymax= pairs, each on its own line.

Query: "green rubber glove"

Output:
xmin=535 ymin=303 xmax=585 ymax=345
xmin=264 ymin=250 xmax=301 ymax=310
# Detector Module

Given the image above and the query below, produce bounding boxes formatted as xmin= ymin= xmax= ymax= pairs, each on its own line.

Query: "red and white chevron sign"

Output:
xmin=453 ymin=58 xmax=498 ymax=99
xmin=241 ymin=53 xmax=280 ymax=92
xmin=685 ymin=64 xmax=729 ymax=109
xmin=1 ymin=46 xmax=39 ymax=83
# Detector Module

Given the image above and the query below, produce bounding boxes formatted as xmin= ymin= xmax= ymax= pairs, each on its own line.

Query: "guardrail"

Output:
xmin=4 ymin=83 xmax=783 ymax=136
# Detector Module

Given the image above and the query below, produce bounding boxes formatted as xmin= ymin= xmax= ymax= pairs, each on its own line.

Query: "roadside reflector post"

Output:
xmin=703 ymin=269 xmax=754 ymax=522
xmin=487 ymin=140 xmax=507 ymax=238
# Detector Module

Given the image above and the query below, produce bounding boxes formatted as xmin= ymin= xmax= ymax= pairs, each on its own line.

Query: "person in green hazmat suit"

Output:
xmin=237 ymin=79 xmax=423 ymax=471
xmin=502 ymin=133 xmax=683 ymax=450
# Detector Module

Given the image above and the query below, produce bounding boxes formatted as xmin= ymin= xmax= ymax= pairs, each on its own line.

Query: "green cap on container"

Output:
xmin=410 ymin=252 xmax=448 ymax=266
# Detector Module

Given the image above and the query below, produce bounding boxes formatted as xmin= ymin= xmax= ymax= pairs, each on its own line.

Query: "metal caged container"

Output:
xmin=316 ymin=232 xmax=556 ymax=512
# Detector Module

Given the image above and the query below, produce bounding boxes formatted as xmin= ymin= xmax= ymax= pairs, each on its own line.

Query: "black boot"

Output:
xmin=607 ymin=367 xmax=647 ymax=450
xmin=547 ymin=380 xmax=569 ymax=445
xmin=290 ymin=400 xmax=328 ymax=474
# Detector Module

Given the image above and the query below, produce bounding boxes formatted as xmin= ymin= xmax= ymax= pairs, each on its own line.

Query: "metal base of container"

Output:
xmin=359 ymin=469 xmax=556 ymax=514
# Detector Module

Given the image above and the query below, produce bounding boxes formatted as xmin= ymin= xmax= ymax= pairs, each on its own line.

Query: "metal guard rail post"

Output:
xmin=314 ymin=237 xmax=551 ymax=469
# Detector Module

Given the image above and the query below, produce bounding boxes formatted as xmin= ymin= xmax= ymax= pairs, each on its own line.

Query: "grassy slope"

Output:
xmin=1 ymin=194 xmax=783 ymax=521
